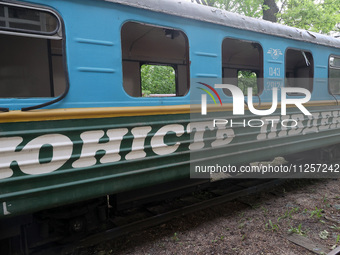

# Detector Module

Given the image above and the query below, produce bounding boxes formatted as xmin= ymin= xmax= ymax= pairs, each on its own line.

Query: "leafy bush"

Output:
xmin=238 ymin=70 xmax=258 ymax=95
xmin=141 ymin=65 xmax=176 ymax=95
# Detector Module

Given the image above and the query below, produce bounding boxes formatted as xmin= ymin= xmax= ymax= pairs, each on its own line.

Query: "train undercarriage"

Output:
xmin=1 ymin=143 xmax=340 ymax=255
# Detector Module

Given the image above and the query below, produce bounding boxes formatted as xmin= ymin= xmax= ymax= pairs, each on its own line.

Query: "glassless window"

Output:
xmin=329 ymin=56 xmax=340 ymax=95
xmin=121 ymin=22 xmax=189 ymax=97
xmin=222 ymin=38 xmax=263 ymax=96
xmin=285 ymin=49 xmax=313 ymax=94
xmin=0 ymin=3 xmax=66 ymax=99
xmin=0 ymin=4 xmax=58 ymax=34
xmin=141 ymin=64 xmax=176 ymax=97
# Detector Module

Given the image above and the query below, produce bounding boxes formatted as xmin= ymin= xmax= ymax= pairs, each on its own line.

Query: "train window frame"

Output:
xmin=0 ymin=2 xmax=61 ymax=36
xmin=121 ymin=21 xmax=190 ymax=98
xmin=328 ymin=55 xmax=340 ymax=95
xmin=221 ymin=37 xmax=264 ymax=97
xmin=284 ymin=48 xmax=314 ymax=95
xmin=0 ymin=2 xmax=68 ymax=111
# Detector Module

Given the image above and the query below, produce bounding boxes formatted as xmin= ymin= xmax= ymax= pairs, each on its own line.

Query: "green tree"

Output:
xmin=196 ymin=0 xmax=275 ymax=20
xmin=277 ymin=0 xmax=340 ymax=34
xmin=195 ymin=0 xmax=340 ymax=34
xmin=238 ymin=70 xmax=258 ymax=95
xmin=141 ymin=65 xmax=176 ymax=96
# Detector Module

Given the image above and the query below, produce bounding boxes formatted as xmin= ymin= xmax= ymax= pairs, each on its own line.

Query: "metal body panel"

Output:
xmin=0 ymin=113 xmax=191 ymax=217
xmin=1 ymin=104 xmax=340 ymax=217
xmin=0 ymin=0 xmax=340 ymax=218
xmin=0 ymin=0 xmax=340 ymax=110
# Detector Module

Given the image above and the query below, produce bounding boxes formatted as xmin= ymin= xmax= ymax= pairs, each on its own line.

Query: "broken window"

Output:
xmin=329 ymin=56 xmax=340 ymax=95
xmin=285 ymin=49 xmax=313 ymax=94
xmin=0 ymin=3 xmax=66 ymax=98
xmin=121 ymin=22 xmax=189 ymax=97
xmin=222 ymin=38 xmax=263 ymax=96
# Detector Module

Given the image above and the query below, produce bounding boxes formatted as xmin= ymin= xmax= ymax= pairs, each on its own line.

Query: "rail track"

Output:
xmin=29 ymin=178 xmax=286 ymax=255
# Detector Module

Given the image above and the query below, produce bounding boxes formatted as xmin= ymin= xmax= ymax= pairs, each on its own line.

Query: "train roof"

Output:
xmin=104 ymin=0 xmax=340 ymax=49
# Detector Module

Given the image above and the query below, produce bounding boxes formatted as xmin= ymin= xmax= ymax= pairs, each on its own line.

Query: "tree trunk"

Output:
xmin=263 ymin=0 xmax=279 ymax=22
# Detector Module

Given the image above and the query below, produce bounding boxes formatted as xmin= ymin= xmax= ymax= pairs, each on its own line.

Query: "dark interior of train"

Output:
xmin=222 ymin=37 xmax=263 ymax=96
xmin=285 ymin=49 xmax=314 ymax=93
xmin=0 ymin=4 xmax=66 ymax=98
xmin=121 ymin=21 xmax=190 ymax=97
xmin=0 ymin=34 xmax=66 ymax=98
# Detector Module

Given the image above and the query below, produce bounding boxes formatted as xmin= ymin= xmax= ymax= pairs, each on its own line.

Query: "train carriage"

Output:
xmin=1 ymin=0 xmax=340 ymax=252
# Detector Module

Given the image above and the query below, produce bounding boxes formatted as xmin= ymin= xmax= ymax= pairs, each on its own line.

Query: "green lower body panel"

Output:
xmin=1 ymin=106 xmax=340 ymax=217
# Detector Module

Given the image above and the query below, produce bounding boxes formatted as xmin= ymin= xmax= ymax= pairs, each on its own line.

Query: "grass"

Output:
xmin=278 ymin=207 xmax=299 ymax=222
xmin=310 ymin=207 xmax=323 ymax=219
xmin=288 ymin=224 xmax=305 ymax=236
xmin=172 ymin=232 xmax=179 ymax=242
xmin=238 ymin=222 xmax=246 ymax=229
xmin=261 ymin=206 xmax=268 ymax=215
xmin=266 ymin=219 xmax=279 ymax=231
xmin=331 ymin=234 xmax=340 ymax=250
xmin=330 ymin=224 xmax=340 ymax=231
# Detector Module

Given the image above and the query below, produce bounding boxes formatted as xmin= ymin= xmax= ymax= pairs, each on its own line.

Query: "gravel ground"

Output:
xmin=83 ymin=179 xmax=340 ymax=255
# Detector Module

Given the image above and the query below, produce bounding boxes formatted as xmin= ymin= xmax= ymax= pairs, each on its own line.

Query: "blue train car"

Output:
xmin=0 ymin=0 xmax=340 ymax=252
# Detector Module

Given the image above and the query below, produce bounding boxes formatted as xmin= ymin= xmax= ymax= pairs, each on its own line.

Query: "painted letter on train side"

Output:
xmin=0 ymin=134 xmax=73 ymax=178
xmin=151 ymin=124 xmax=184 ymax=155
xmin=72 ymin=129 xmax=128 ymax=168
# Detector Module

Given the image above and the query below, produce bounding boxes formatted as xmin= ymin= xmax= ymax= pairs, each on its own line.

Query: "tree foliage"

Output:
xmin=238 ymin=70 xmax=258 ymax=95
xmin=195 ymin=0 xmax=340 ymax=34
xmin=208 ymin=0 xmax=266 ymax=19
xmin=141 ymin=65 xmax=176 ymax=96
xmin=277 ymin=0 xmax=340 ymax=34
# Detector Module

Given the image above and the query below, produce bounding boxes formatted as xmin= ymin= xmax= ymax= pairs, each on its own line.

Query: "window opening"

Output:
xmin=0 ymin=3 xmax=67 ymax=111
xmin=329 ymin=56 xmax=340 ymax=95
xmin=0 ymin=4 xmax=58 ymax=34
xmin=222 ymin=38 xmax=263 ymax=96
xmin=121 ymin=22 xmax=189 ymax=97
xmin=285 ymin=49 xmax=313 ymax=94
